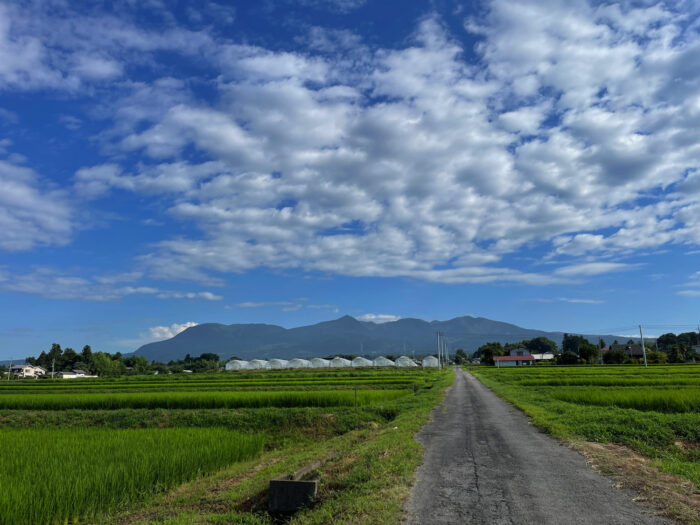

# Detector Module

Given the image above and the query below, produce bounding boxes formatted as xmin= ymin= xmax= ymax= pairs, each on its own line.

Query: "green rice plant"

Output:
xmin=0 ymin=427 xmax=264 ymax=525
xmin=0 ymin=389 xmax=409 ymax=410
xmin=551 ymin=388 xmax=700 ymax=413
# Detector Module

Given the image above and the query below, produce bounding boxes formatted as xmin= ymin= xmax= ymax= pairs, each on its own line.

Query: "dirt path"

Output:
xmin=405 ymin=368 xmax=669 ymax=524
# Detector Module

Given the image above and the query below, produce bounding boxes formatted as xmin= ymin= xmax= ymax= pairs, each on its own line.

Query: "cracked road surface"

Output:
xmin=405 ymin=368 xmax=669 ymax=524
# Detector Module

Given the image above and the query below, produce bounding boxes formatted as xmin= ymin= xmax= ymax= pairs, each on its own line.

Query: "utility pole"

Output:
xmin=436 ymin=332 xmax=442 ymax=369
xmin=7 ymin=359 xmax=12 ymax=381
xmin=639 ymin=325 xmax=648 ymax=368
xmin=51 ymin=358 xmax=55 ymax=380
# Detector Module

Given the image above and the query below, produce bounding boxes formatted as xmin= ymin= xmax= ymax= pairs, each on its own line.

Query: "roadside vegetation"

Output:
xmin=0 ymin=367 xmax=452 ymax=525
xmin=469 ymin=365 xmax=700 ymax=489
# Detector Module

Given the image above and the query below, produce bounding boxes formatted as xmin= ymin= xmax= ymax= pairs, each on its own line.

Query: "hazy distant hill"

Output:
xmin=134 ymin=315 xmax=619 ymax=362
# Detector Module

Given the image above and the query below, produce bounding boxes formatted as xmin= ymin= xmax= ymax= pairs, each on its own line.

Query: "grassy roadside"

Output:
xmin=103 ymin=369 xmax=454 ymax=525
xmin=468 ymin=366 xmax=700 ymax=523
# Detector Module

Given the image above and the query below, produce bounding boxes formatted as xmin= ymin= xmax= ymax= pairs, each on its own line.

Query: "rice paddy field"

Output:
xmin=470 ymin=365 xmax=700 ymax=488
xmin=0 ymin=367 xmax=450 ymax=525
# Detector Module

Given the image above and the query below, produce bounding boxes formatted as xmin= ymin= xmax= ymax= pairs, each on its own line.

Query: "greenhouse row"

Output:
xmin=225 ymin=355 xmax=440 ymax=371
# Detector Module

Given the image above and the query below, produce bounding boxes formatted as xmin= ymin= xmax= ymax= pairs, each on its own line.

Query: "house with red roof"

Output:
xmin=494 ymin=348 xmax=535 ymax=367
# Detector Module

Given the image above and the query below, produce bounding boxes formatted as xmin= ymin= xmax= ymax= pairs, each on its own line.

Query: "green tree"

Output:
xmin=478 ymin=342 xmax=504 ymax=366
xmin=667 ymin=344 xmax=685 ymax=363
xmin=454 ymin=349 xmax=468 ymax=365
xmin=525 ymin=337 xmax=558 ymax=355
xmin=602 ymin=349 xmax=627 ymax=364
xmin=579 ymin=343 xmax=600 ymax=364
xmin=61 ymin=348 xmax=78 ymax=370
xmin=562 ymin=334 xmax=591 ymax=355
xmin=598 ymin=338 xmax=606 ymax=349
xmin=558 ymin=351 xmax=579 ymax=365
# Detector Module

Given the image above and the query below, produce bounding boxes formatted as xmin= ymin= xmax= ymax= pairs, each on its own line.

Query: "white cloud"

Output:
xmin=554 ymin=262 xmax=632 ymax=277
xmin=357 ymin=314 xmax=401 ymax=323
xmin=0 ymin=267 xmax=221 ymax=302
xmin=536 ymin=297 xmax=604 ymax=304
xmin=0 ymin=159 xmax=73 ymax=251
xmin=149 ymin=322 xmax=197 ymax=340
xmin=5 ymin=1 xmax=700 ymax=286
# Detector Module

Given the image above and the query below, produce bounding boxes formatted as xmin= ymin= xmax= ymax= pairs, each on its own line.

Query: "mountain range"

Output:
xmin=134 ymin=315 xmax=620 ymax=362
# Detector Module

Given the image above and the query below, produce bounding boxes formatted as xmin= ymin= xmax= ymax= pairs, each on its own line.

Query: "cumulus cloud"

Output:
xmin=149 ymin=322 xmax=198 ymax=340
xmin=5 ymin=1 xmax=700 ymax=286
xmin=357 ymin=314 xmax=402 ymax=323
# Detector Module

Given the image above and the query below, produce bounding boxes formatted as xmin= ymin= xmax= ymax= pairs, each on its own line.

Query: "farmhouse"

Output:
xmin=10 ymin=364 xmax=46 ymax=378
xmin=494 ymin=349 xmax=535 ymax=367
xmin=57 ymin=369 xmax=98 ymax=379
xmin=603 ymin=344 xmax=644 ymax=359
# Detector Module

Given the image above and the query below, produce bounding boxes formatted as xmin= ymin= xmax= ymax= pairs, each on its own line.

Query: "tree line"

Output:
xmin=472 ymin=331 xmax=698 ymax=366
xmin=17 ymin=344 xmax=222 ymax=377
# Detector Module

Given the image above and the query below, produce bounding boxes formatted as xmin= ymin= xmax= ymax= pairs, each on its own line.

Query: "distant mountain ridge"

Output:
xmin=134 ymin=315 xmax=619 ymax=362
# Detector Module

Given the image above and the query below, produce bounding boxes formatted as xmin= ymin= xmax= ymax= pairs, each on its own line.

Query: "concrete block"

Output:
xmin=268 ymin=478 xmax=318 ymax=513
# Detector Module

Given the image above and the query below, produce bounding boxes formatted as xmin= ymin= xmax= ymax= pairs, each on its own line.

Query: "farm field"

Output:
xmin=470 ymin=365 xmax=700 ymax=489
xmin=0 ymin=367 xmax=450 ymax=525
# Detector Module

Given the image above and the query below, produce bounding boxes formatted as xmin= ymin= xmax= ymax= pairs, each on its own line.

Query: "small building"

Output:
xmin=9 ymin=364 xmax=46 ymax=378
xmin=225 ymin=360 xmax=250 ymax=371
xmin=351 ymin=357 xmax=373 ymax=367
xmin=310 ymin=358 xmax=331 ymax=368
xmin=604 ymin=344 xmax=644 ymax=359
xmin=249 ymin=359 xmax=271 ymax=370
xmin=269 ymin=359 xmax=288 ymax=369
xmin=330 ymin=357 xmax=351 ymax=368
xmin=288 ymin=358 xmax=311 ymax=368
xmin=509 ymin=347 xmax=529 ymax=357
xmin=395 ymin=355 xmax=418 ymax=367
xmin=531 ymin=353 xmax=555 ymax=361
xmin=422 ymin=356 xmax=439 ymax=368
xmin=373 ymin=356 xmax=395 ymax=367
xmin=494 ymin=356 xmax=535 ymax=367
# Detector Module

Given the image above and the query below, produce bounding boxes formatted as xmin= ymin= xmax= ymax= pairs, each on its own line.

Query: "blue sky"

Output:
xmin=1 ymin=0 xmax=700 ymax=360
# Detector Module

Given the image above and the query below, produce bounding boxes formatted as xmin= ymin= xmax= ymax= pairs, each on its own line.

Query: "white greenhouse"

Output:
xmin=330 ymin=357 xmax=351 ymax=368
xmin=422 ymin=356 xmax=439 ymax=368
xmin=373 ymin=356 xmax=395 ymax=367
xmin=352 ymin=357 xmax=373 ymax=367
xmin=225 ymin=360 xmax=250 ymax=371
xmin=288 ymin=358 xmax=312 ymax=368
xmin=249 ymin=359 xmax=271 ymax=370
xmin=310 ymin=358 xmax=331 ymax=368
xmin=395 ymin=356 xmax=418 ymax=367
xmin=269 ymin=359 xmax=288 ymax=369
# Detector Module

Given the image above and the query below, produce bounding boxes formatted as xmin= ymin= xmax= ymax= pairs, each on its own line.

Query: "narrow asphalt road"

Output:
xmin=405 ymin=368 xmax=668 ymax=525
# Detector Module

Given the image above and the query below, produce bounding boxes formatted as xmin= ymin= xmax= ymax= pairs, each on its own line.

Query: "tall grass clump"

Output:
xmin=0 ymin=428 xmax=264 ymax=525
